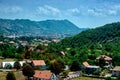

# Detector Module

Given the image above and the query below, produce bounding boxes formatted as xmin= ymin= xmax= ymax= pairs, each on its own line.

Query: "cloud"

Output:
xmin=0 ymin=6 xmax=23 ymax=14
xmin=87 ymin=8 xmax=104 ymax=16
xmin=67 ymin=8 xmax=80 ymax=13
xmin=86 ymin=4 xmax=120 ymax=17
xmin=37 ymin=5 xmax=61 ymax=16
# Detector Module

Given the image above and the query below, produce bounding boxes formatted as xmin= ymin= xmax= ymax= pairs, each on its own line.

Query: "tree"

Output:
xmin=14 ymin=61 xmax=21 ymax=70
xmin=70 ymin=50 xmax=76 ymax=56
xmin=112 ymin=53 xmax=120 ymax=66
xmin=70 ymin=60 xmax=81 ymax=71
xmin=105 ymin=77 xmax=112 ymax=80
xmin=49 ymin=59 xmax=65 ymax=75
xmin=24 ymin=50 xmax=33 ymax=59
xmin=22 ymin=64 xmax=35 ymax=80
xmin=6 ymin=72 xmax=16 ymax=80
xmin=97 ymin=57 xmax=106 ymax=68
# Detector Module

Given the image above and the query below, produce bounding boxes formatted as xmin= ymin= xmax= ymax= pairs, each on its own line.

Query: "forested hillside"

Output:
xmin=60 ymin=22 xmax=120 ymax=48
xmin=49 ymin=22 xmax=120 ymax=66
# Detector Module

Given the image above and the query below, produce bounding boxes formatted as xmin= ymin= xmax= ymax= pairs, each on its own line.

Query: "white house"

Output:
xmin=2 ymin=61 xmax=26 ymax=68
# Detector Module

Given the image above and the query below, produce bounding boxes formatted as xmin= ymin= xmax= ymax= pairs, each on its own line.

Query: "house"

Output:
xmin=2 ymin=61 xmax=26 ymax=68
xmin=82 ymin=62 xmax=100 ymax=74
xmin=2 ymin=61 xmax=15 ymax=68
xmin=21 ymin=41 xmax=28 ymax=47
xmin=96 ymin=55 xmax=112 ymax=64
xmin=52 ymin=39 xmax=59 ymax=43
xmin=9 ymin=41 xmax=15 ymax=44
xmin=33 ymin=70 xmax=57 ymax=80
xmin=112 ymin=66 xmax=120 ymax=77
xmin=0 ymin=41 xmax=4 ymax=44
xmin=60 ymin=51 xmax=65 ymax=56
xmin=31 ymin=60 xmax=46 ymax=70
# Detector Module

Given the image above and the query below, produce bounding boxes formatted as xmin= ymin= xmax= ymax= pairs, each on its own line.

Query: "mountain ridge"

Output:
xmin=0 ymin=18 xmax=87 ymax=38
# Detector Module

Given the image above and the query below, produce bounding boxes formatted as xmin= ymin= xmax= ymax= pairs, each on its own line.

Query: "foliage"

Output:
xmin=14 ymin=61 xmax=21 ymax=70
xmin=96 ymin=57 xmax=106 ymax=68
xmin=70 ymin=60 xmax=81 ymax=71
xmin=93 ymin=70 xmax=101 ymax=76
xmin=61 ymin=70 xmax=69 ymax=78
xmin=6 ymin=72 xmax=16 ymax=80
xmin=22 ymin=64 xmax=35 ymax=79
xmin=24 ymin=50 xmax=33 ymax=59
xmin=49 ymin=59 xmax=65 ymax=75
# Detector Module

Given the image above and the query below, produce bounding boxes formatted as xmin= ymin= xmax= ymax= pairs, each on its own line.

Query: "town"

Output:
xmin=0 ymin=35 xmax=120 ymax=80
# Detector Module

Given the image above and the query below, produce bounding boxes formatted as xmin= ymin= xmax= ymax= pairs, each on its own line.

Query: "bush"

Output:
xmin=14 ymin=61 xmax=21 ymax=70
xmin=6 ymin=72 xmax=16 ymax=80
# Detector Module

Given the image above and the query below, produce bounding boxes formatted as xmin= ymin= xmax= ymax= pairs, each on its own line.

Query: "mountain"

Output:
xmin=0 ymin=19 xmax=86 ymax=38
xmin=60 ymin=22 xmax=120 ymax=48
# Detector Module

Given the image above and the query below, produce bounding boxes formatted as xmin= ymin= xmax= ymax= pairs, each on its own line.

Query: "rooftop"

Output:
xmin=32 ymin=60 xmax=46 ymax=66
xmin=113 ymin=66 xmax=120 ymax=71
xmin=83 ymin=62 xmax=89 ymax=67
xmin=96 ymin=55 xmax=112 ymax=61
xmin=34 ymin=70 xmax=52 ymax=79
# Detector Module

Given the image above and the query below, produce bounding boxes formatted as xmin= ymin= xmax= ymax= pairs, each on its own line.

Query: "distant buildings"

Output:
xmin=9 ymin=41 xmax=15 ymax=44
xmin=0 ymin=41 xmax=4 ymax=44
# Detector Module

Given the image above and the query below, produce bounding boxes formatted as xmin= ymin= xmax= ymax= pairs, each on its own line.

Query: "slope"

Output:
xmin=0 ymin=19 xmax=86 ymax=37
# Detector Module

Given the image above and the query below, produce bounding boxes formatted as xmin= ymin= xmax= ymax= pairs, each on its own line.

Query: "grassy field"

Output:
xmin=0 ymin=71 xmax=25 ymax=80
xmin=71 ymin=77 xmax=105 ymax=80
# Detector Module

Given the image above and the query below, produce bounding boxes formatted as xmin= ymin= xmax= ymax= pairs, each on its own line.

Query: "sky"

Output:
xmin=0 ymin=0 xmax=120 ymax=28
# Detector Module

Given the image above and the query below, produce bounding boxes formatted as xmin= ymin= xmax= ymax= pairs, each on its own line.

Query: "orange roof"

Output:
xmin=113 ymin=66 xmax=120 ymax=71
xmin=83 ymin=62 xmax=89 ymax=67
xmin=96 ymin=55 xmax=112 ymax=61
xmin=32 ymin=60 xmax=46 ymax=66
xmin=34 ymin=70 xmax=52 ymax=79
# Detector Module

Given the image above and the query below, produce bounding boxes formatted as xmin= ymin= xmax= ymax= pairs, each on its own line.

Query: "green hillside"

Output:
xmin=60 ymin=22 xmax=120 ymax=48
xmin=49 ymin=22 xmax=120 ymax=66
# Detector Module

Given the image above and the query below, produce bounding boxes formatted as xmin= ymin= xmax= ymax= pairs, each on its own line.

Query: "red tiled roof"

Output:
xmin=83 ymin=61 xmax=89 ymax=67
xmin=96 ymin=55 xmax=112 ymax=61
xmin=113 ymin=66 xmax=120 ymax=71
xmin=34 ymin=70 xmax=52 ymax=79
xmin=32 ymin=60 xmax=46 ymax=66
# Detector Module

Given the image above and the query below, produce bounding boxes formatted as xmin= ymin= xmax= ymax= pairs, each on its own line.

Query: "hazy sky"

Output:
xmin=0 ymin=0 xmax=120 ymax=28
